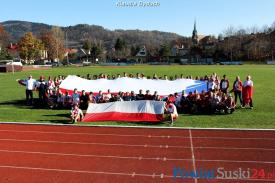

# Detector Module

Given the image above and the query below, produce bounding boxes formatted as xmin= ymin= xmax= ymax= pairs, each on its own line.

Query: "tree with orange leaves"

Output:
xmin=0 ymin=25 xmax=10 ymax=47
xmin=18 ymin=32 xmax=44 ymax=63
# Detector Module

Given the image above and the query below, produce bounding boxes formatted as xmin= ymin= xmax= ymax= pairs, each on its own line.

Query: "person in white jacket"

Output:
xmin=25 ymin=75 xmax=36 ymax=105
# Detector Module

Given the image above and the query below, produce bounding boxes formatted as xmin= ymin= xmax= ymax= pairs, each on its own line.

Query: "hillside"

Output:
xmin=1 ymin=20 xmax=183 ymax=48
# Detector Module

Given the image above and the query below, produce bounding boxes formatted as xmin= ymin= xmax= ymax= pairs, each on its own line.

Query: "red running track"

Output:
xmin=0 ymin=123 xmax=274 ymax=183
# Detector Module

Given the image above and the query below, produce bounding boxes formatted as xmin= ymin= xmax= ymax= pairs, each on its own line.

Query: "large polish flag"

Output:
xmin=82 ymin=100 xmax=165 ymax=122
xmin=59 ymin=75 xmax=207 ymax=96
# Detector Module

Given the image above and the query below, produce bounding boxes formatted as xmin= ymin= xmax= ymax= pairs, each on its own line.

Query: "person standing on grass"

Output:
xmin=243 ymin=75 xmax=254 ymax=109
xmin=79 ymin=90 xmax=88 ymax=110
xmin=207 ymin=78 xmax=216 ymax=91
xmin=232 ymin=76 xmax=243 ymax=108
xmin=37 ymin=76 xmax=47 ymax=107
xmin=25 ymin=75 xmax=36 ymax=105
xmin=63 ymin=91 xmax=72 ymax=108
xmin=220 ymin=74 xmax=229 ymax=93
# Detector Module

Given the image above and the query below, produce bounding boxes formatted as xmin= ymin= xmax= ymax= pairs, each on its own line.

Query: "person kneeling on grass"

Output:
xmin=224 ymin=94 xmax=235 ymax=114
xmin=217 ymin=94 xmax=235 ymax=114
xmin=165 ymin=101 xmax=178 ymax=125
xmin=71 ymin=104 xmax=83 ymax=123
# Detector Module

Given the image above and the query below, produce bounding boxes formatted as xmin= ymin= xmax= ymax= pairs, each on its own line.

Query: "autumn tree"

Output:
xmin=52 ymin=26 xmax=65 ymax=61
xmin=145 ymin=43 xmax=159 ymax=59
xmin=40 ymin=30 xmax=54 ymax=61
xmin=0 ymin=25 xmax=12 ymax=60
xmin=40 ymin=27 xmax=65 ymax=61
xmin=0 ymin=25 xmax=10 ymax=47
xmin=18 ymin=32 xmax=44 ymax=63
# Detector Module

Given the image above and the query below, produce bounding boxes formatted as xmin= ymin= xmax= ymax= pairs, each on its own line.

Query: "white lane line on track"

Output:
xmin=0 ymin=165 xmax=166 ymax=178
xmin=2 ymin=121 xmax=275 ymax=131
xmin=0 ymin=129 xmax=160 ymax=138
xmin=189 ymin=129 xmax=198 ymax=183
xmin=195 ymin=159 xmax=275 ymax=164
xmin=193 ymin=136 xmax=275 ymax=140
xmin=0 ymin=138 xmax=275 ymax=151
xmin=196 ymin=146 xmax=275 ymax=151
xmin=0 ymin=138 xmax=187 ymax=148
xmin=1 ymin=149 xmax=275 ymax=164
xmin=0 ymin=164 xmax=274 ymax=182
xmin=0 ymin=129 xmax=275 ymax=140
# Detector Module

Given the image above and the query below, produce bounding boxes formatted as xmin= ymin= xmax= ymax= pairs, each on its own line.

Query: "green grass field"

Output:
xmin=0 ymin=65 xmax=275 ymax=128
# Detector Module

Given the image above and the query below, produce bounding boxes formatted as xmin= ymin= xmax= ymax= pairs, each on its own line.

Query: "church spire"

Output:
xmin=194 ymin=20 xmax=197 ymax=32
xmin=192 ymin=19 xmax=198 ymax=45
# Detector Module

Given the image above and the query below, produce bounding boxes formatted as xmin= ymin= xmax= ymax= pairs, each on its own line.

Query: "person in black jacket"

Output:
xmin=220 ymin=75 xmax=229 ymax=93
xmin=37 ymin=76 xmax=47 ymax=107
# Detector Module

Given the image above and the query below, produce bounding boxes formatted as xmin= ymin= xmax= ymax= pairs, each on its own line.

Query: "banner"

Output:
xmin=82 ymin=100 xmax=165 ymax=122
xmin=59 ymin=75 xmax=207 ymax=96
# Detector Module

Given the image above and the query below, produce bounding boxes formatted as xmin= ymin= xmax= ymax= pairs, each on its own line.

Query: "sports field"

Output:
xmin=1 ymin=123 xmax=275 ymax=182
xmin=0 ymin=65 xmax=274 ymax=128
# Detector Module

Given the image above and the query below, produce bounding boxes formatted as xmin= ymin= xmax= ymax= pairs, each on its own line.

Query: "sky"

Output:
xmin=0 ymin=0 xmax=274 ymax=36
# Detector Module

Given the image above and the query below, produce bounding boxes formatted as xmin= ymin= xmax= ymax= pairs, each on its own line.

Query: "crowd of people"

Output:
xmin=22 ymin=72 xmax=254 ymax=123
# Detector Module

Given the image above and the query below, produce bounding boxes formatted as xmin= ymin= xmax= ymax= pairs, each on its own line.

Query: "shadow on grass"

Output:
xmin=39 ymin=113 xmax=71 ymax=124
xmin=39 ymin=120 xmax=71 ymax=124
xmin=0 ymin=99 xmax=68 ymax=110
xmin=0 ymin=99 xmax=29 ymax=108
xmin=179 ymin=111 xmax=237 ymax=116
xmin=0 ymin=99 xmax=49 ymax=110
xmin=43 ymin=114 xmax=69 ymax=118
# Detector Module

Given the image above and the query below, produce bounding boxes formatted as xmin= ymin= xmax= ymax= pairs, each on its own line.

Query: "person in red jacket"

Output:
xmin=232 ymin=76 xmax=243 ymax=107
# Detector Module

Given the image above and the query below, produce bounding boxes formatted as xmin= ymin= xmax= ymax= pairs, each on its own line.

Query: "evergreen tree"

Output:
xmin=159 ymin=44 xmax=171 ymax=61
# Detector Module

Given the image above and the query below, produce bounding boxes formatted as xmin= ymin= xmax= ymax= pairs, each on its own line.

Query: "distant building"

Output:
xmin=7 ymin=43 xmax=47 ymax=62
xmin=6 ymin=43 xmax=19 ymax=58
xmin=192 ymin=20 xmax=208 ymax=45
xmin=192 ymin=21 xmax=199 ymax=45
xmin=65 ymin=48 xmax=78 ymax=55
xmin=171 ymin=45 xmax=189 ymax=57
xmin=135 ymin=46 xmax=147 ymax=63
xmin=136 ymin=46 xmax=147 ymax=57
xmin=199 ymin=36 xmax=217 ymax=49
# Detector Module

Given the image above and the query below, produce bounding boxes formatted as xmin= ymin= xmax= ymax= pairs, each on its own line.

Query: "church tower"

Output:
xmin=192 ymin=20 xmax=199 ymax=45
